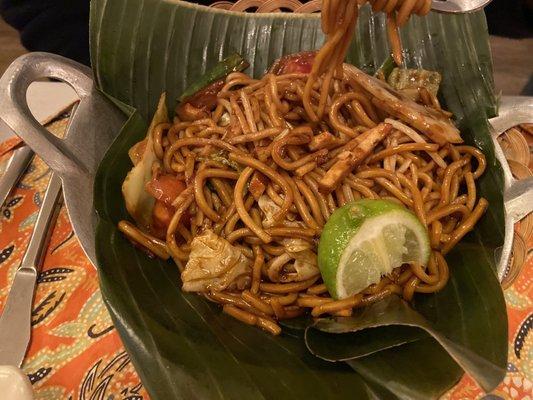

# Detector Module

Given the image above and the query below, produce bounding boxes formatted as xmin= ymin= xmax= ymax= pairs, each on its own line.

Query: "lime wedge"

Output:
xmin=318 ymin=199 xmax=430 ymax=299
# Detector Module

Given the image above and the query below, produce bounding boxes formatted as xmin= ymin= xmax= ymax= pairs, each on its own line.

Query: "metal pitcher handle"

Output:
xmin=489 ymin=96 xmax=533 ymax=280
xmin=0 ymin=53 xmax=126 ymax=266
xmin=0 ymin=53 xmax=92 ymax=175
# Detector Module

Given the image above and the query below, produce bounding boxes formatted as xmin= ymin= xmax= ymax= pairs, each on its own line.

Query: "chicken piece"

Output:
xmin=344 ymin=64 xmax=462 ymax=145
xmin=308 ymin=131 xmax=341 ymax=151
xmin=287 ymin=249 xmax=320 ymax=282
xmin=181 ymin=230 xmax=252 ymax=292
xmin=258 ymin=195 xmax=281 ymax=228
xmin=249 ymin=172 xmax=268 ymax=201
xmin=319 ymin=123 xmax=392 ymax=193
xmin=176 ymin=102 xmax=209 ymax=122
xmin=256 ymin=197 xmax=320 ymax=282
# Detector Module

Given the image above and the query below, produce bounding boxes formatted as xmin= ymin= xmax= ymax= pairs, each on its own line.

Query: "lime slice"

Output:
xmin=318 ymin=199 xmax=430 ymax=299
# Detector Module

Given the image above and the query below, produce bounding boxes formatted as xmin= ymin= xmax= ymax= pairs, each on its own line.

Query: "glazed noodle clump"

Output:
xmin=119 ymin=1 xmax=487 ymax=335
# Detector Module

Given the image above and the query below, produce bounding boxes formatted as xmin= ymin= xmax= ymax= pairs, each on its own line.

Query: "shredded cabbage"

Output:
xmin=122 ymin=94 xmax=168 ymax=229
xmin=181 ymin=230 xmax=252 ymax=292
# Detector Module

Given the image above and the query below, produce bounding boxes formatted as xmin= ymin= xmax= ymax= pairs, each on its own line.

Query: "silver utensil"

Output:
xmin=431 ymin=0 xmax=493 ymax=13
xmin=0 ymin=146 xmax=33 ymax=208
xmin=0 ymin=173 xmax=62 ymax=364
xmin=0 ymin=173 xmax=62 ymax=398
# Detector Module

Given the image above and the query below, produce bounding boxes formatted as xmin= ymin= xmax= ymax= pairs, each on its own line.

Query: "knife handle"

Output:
xmin=0 ymin=366 xmax=34 ymax=400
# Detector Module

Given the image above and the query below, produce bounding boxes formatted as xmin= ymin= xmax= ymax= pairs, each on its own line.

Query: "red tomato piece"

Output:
xmin=146 ymin=174 xmax=186 ymax=206
xmin=147 ymin=175 xmax=190 ymax=236
xmin=186 ymin=79 xmax=225 ymax=110
xmin=272 ymin=51 xmax=317 ymax=75
xmin=176 ymin=79 xmax=225 ymax=121
xmin=151 ymin=200 xmax=191 ymax=238
xmin=152 ymin=200 xmax=174 ymax=231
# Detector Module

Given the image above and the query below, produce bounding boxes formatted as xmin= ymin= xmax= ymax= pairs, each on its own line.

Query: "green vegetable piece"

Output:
xmin=387 ymin=67 xmax=442 ymax=99
xmin=178 ymin=53 xmax=249 ymax=102
xmin=374 ymin=56 xmax=397 ymax=79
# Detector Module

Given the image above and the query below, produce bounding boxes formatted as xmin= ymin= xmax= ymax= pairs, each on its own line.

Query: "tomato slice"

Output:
xmin=271 ymin=51 xmax=317 ymax=75
xmin=152 ymin=200 xmax=174 ymax=234
xmin=176 ymin=79 xmax=225 ymax=121
xmin=146 ymin=174 xmax=186 ymax=206
xmin=186 ymin=79 xmax=225 ymax=110
xmin=151 ymin=200 xmax=191 ymax=238
xmin=146 ymin=174 xmax=189 ymax=235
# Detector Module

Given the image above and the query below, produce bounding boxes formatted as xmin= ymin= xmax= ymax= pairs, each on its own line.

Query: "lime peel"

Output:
xmin=318 ymin=199 xmax=431 ymax=300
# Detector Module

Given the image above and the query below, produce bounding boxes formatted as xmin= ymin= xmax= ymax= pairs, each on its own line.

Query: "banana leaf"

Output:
xmin=90 ymin=1 xmax=507 ymax=399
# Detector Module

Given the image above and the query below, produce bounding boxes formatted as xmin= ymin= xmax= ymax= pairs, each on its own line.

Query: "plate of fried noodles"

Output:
xmin=90 ymin=0 xmax=512 ymax=399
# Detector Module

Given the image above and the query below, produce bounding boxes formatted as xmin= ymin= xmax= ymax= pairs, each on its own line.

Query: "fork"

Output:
xmin=431 ymin=0 xmax=493 ymax=13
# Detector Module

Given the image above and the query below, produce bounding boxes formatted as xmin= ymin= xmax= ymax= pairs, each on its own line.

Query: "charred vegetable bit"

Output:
xmin=207 ymin=151 xmax=241 ymax=171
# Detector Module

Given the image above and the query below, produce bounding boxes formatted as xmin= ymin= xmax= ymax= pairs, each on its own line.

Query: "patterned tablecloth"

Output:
xmin=0 ymin=118 xmax=531 ymax=400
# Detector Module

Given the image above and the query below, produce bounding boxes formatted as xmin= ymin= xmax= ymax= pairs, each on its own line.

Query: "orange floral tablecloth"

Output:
xmin=0 ymin=118 xmax=531 ymax=400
